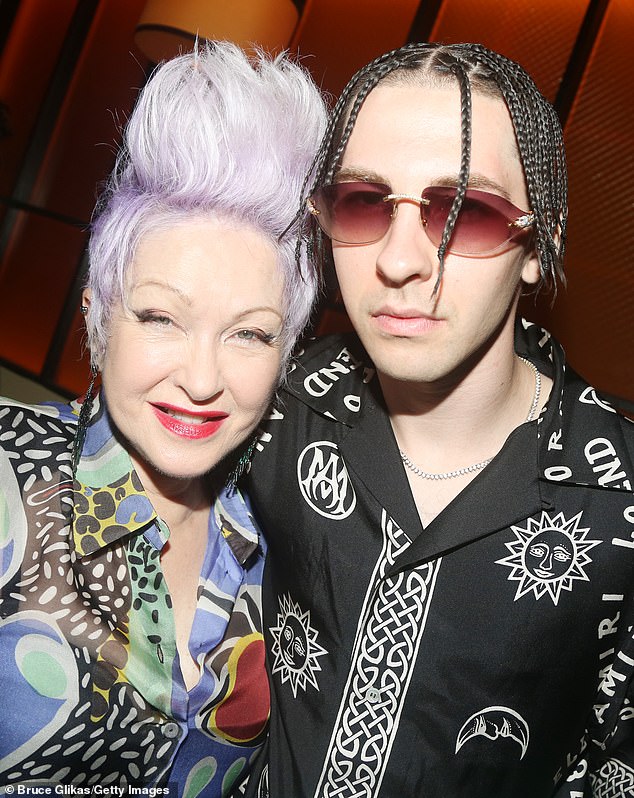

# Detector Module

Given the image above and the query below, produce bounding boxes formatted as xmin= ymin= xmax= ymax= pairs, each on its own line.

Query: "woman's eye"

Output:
xmin=233 ymin=329 xmax=275 ymax=344
xmin=136 ymin=311 xmax=173 ymax=326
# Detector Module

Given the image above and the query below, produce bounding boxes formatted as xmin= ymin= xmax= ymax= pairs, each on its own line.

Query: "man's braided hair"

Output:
xmin=302 ymin=42 xmax=567 ymax=295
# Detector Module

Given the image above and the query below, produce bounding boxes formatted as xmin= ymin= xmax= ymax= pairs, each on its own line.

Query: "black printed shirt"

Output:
xmin=245 ymin=319 xmax=634 ymax=798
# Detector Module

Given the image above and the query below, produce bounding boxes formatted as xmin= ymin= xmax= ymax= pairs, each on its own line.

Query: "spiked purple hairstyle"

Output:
xmin=86 ymin=41 xmax=327 ymax=367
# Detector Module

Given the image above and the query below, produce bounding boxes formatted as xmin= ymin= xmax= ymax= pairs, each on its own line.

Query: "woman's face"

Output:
xmin=90 ymin=217 xmax=284 ymax=495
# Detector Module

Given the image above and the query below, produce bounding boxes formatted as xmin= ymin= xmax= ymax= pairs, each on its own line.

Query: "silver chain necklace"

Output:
xmin=399 ymin=357 xmax=541 ymax=481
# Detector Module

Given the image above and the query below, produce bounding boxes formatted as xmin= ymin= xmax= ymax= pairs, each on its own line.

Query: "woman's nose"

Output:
xmin=176 ymin=337 xmax=224 ymax=402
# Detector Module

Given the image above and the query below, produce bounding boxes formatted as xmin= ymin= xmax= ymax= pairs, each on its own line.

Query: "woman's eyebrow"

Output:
xmin=131 ymin=279 xmax=193 ymax=305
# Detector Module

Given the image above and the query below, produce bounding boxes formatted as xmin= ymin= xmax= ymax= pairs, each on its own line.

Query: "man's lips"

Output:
xmin=151 ymin=403 xmax=229 ymax=439
xmin=372 ymin=307 xmax=442 ymax=336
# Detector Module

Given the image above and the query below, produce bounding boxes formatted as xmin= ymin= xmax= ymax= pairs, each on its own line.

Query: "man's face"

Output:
xmin=331 ymin=83 xmax=540 ymax=395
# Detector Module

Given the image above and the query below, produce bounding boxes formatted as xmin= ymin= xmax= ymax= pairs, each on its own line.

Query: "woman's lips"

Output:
xmin=151 ymin=404 xmax=228 ymax=440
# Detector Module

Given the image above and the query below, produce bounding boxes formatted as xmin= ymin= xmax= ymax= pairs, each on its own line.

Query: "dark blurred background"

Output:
xmin=0 ymin=0 xmax=632 ymax=409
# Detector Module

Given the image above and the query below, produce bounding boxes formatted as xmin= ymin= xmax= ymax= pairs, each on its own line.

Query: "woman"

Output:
xmin=0 ymin=42 xmax=325 ymax=794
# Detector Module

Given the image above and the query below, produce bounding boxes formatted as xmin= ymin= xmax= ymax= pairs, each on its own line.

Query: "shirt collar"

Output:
xmin=284 ymin=333 xmax=376 ymax=426
xmin=285 ymin=321 xmax=634 ymax=495
xmin=215 ymin=487 xmax=261 ymax=566
xmin=72 ymin=393 xmax=159 ymax=557
xmin=72 ymin=394 xmax=263 ymax=562
xmin=517 ymin=318 xmax=633 ymax=492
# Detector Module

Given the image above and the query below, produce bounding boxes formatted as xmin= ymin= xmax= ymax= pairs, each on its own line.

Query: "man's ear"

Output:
xmin=521 ymin=250 xmax=540 ymax=286
xmin=81 ymin=288 xmax=92 ymax=312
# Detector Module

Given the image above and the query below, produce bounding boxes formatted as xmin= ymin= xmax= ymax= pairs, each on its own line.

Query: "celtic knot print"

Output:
xmin=315 ymin=511 xmax=441 ymax=797
xmin=589 ymin=758 xmax=634 ymax=798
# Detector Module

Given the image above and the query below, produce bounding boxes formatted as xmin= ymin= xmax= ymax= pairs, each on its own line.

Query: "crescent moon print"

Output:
xmin=495 ymin=511 xmax=601 ymax=605
xmin=455 ymin=706 xmax=530 ymax=760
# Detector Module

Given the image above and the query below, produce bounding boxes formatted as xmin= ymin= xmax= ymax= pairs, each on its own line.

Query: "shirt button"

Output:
xmin=366 ymin=687 xmax=381 ymax=704
xmin=162 ymin=722 xmax=181 ymax=739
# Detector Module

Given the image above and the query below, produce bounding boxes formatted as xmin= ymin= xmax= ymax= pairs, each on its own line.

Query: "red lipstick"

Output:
xmin=151 ymin=404 xmax=228 ymax=440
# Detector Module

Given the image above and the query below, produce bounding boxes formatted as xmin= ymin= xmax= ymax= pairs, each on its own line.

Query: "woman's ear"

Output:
xmin=81 ymin=289 xmax=92 ymax=314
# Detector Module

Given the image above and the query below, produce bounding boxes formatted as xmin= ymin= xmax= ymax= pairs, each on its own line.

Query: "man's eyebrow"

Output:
xmin=430 ymin=173 xmax=513 ymax=201
xmin=332 ymin=168 xmax=514 ymax=202
xmin=334 ymin=167 xmax=389 ymax=185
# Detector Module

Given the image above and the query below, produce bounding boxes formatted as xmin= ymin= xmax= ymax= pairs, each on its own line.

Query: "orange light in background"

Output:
xmin=547 ymin=0 xmax=634 ymax=401
xmin=429 ymin=0 xmax=590 ymax=102
xmin=291 ymin=0 xmax=420 ymax=98
xmin=134 ymin=0 xmax=299 ymax=61
xmin=0 ymin=0 xmax=149 ymax=388
xmin=0 ymin=0 xmax=79 ymax=207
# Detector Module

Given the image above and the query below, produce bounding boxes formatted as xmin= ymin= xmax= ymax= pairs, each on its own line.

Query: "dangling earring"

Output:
xmin=72 ymin=363 xmax=98 ymax=473
xmin=227 ymin=437 xmax=258 ymax=493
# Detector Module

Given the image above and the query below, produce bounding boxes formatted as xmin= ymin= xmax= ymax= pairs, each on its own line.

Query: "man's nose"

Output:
xmin=375 ymin=198 xmax=438 ymax=287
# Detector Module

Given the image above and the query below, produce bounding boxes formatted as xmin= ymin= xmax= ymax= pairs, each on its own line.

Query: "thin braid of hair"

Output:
xmin=512 ymin=75 xmax=566 ymax=288
xmin=530 ymin=95 xmax=561 ymax=281
xmin=305 ymin=48 xmax=433 ymax=279
xmin=303 ymin=42 xmax=567 ymax=295
xmin=324 ymin=59 xmax=410 ymax=184
xmin=479 ymin=49 xmax=564 ymax=285
xmin=280 ymin=52 xmax=413 ymax=277
xmin=300 ymin=65 xmax=383 ymax=275
xmin=432 ymin=59 xmax=472 ymax=297
xmin=311 ymin=61 xmax=389 ymax=189
xmin=489 ymin=65 xmax=554 ymax=281
xmin=468 ymin=47 xmax=567 ymax=288
xmin=540 ymin=95 xmax=567 ymax=274
xmin=479 ymin=59 xmax=544 ymax=231
xmin=428 ymin=44 xmax=566 ymax=292
xmin=313 ymin=44 xmax=439 ymax=191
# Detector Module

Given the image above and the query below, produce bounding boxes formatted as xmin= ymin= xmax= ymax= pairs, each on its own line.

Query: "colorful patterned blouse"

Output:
xmin=0 ymin=395 xmax=269 ymax=795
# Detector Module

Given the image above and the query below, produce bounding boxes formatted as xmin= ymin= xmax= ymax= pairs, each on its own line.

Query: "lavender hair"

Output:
xmin=86 ymin=41 xmax=327 ymax=367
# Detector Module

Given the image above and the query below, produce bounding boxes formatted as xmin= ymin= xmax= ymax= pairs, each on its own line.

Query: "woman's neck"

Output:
xmin=128 ymin=455 xmax=215 ymax=533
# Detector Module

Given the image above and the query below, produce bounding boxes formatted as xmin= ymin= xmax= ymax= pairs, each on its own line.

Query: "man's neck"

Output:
xmin=382 ymin=349 xmax=548 ymax=475
xmin=380 ymin=346 xmax=551 ymax=527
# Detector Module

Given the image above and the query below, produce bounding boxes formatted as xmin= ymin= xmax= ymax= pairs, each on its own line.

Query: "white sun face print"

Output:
xmin=496 ymin=511 xmax=601 ymax=605
xmin=269 ymin=594 xmax=328 ymax=698
xmin=525 ymin=530 xmax=573 ymax=580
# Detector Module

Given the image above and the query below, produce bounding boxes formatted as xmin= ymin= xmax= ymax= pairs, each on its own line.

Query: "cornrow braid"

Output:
xmin=320 ymin=45 xmax=430 ymax=186
xmin=302 ymin=42 xmax=567 ymax=295
xmin=432 ymin=58 xmax=472 ymax=297
xmin=465 ymin=46 xmax=567 ymax=290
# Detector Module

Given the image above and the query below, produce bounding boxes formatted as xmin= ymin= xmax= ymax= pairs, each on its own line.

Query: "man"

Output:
xmin=245 ymin=43 xmax=634 ymax=797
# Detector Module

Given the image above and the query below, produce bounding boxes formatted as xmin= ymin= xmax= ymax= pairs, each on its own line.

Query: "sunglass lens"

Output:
xmin=314 ymin=182 xmax=391 ymax=244
xmin=422 ymin=187 xmax=519 ymax=255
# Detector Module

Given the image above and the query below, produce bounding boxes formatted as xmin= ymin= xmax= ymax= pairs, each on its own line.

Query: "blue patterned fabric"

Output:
xmin=0 ymin=394 xmax=268 ymax=795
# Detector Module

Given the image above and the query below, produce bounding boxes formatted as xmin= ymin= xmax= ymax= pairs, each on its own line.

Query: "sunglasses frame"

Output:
xmin=307 ymin=181 xmax=535 ymax=257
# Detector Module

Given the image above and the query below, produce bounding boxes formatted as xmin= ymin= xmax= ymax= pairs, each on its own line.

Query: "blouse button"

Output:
xmin=366 ymin=687 xmax=381 ymax=704
xmin=162 ymin=722 xmax=181 ymax=739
